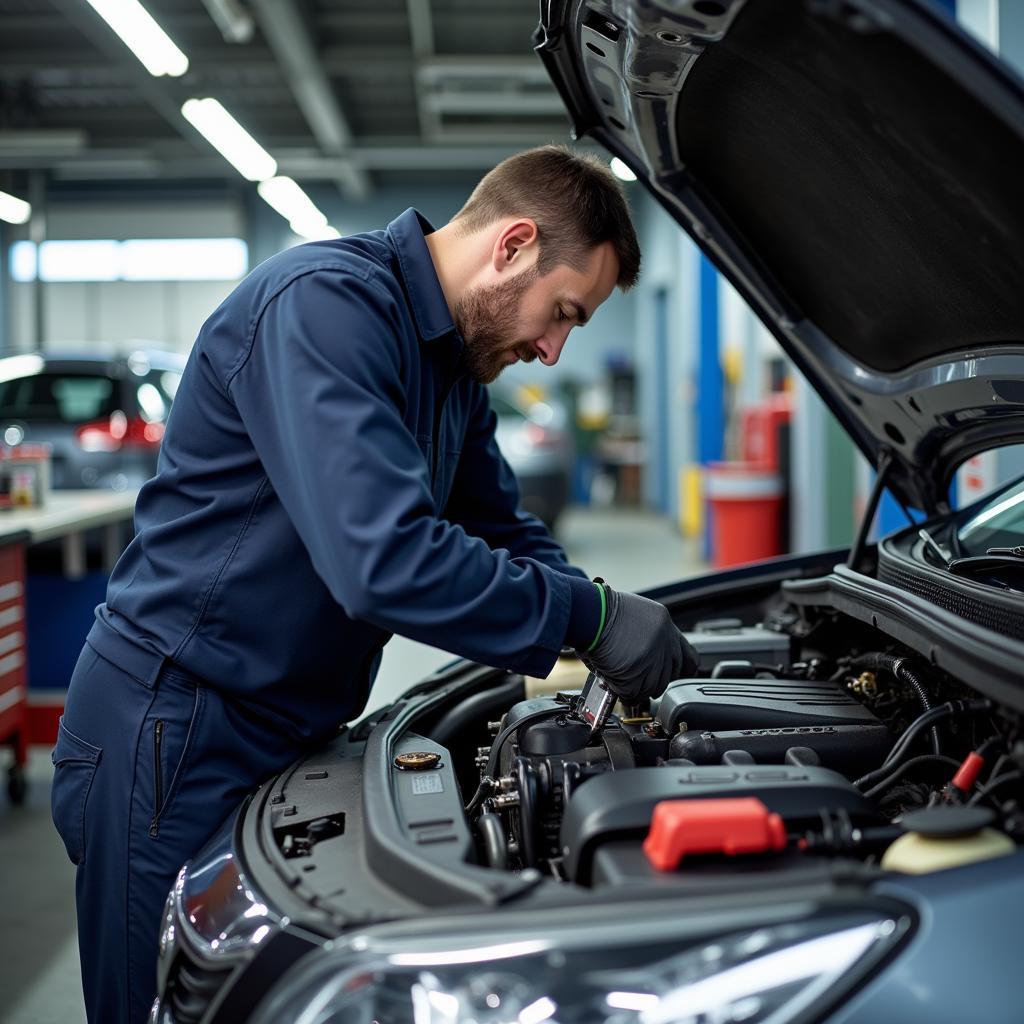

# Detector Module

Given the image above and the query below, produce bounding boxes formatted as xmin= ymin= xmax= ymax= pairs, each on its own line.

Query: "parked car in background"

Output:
xmin=490 ymin=384 xmax=572 ymax=529
xmin=0 ymin=349 xmax=183 ymax=491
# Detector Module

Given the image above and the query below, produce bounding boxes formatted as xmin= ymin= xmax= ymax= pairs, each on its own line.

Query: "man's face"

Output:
xmin=455 ymin=241 xmax=619 ymax=385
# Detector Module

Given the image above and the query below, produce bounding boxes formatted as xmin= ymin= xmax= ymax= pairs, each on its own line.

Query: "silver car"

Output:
xmin=0 ymin=350 xmax=183 ymax=491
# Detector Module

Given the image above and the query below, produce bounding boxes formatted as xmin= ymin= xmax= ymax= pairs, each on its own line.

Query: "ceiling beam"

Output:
xmin=406 ymin=0 xmax=439 ymax=141
xmin=248 ymin=0 xmax=371 ymax=200
xmin=31 ymin=141 xmax=603 ymax=181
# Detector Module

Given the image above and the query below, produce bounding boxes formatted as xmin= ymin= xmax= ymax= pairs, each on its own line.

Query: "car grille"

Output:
xmin=163 ymin=953 xmax=232 ymax=1024
xmin=878 ymin=559 xmax=1024 ymax=640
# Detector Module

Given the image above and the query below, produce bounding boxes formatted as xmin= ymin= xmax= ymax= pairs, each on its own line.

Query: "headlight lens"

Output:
xmin=170 ymin=811 xmax=281 ymax=963
xmin=252 ymin=909 xmax=905 ymax=1024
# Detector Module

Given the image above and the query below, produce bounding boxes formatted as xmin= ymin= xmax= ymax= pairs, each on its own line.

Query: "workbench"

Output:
xmin=0 ymin=490 xmax=139 ymax=802
xmin=0 ymin=489 xmax=139 ymax=579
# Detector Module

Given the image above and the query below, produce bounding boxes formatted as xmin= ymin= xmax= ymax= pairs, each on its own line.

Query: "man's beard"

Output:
xmin=454 ymin=267 xmax=539 ymax=384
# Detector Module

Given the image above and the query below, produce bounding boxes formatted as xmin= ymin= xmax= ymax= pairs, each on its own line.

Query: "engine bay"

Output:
xmin=417 ymin=604 xmax=1024 ymax=891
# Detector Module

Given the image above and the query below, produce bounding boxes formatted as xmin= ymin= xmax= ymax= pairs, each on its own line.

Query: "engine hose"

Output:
xmin=477 ymin=812 xmax=508 ymax=870
xmin=862 ymin=754 xmax=961 ymax=800
xmin=855 ymin=699 xmax=992 ymax=790
xmin=464 ymin=776 xmax=496 ymax=816
xmin=840 ymin=653 xmax=940 ymax=754
xmin=484 ymin=706 xmax=564 ymax=780
xmin=896 ymin=661 xmax=941 ymax=755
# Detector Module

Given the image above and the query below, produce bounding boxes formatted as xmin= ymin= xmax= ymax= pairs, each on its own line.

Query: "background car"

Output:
xmin=0 ymin=349 xmax=183 ymax=491
xmin=489 ymin=384 xmax=572 ymax=529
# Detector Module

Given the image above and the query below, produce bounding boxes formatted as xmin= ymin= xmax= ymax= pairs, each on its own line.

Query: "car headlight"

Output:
xmin=251 ymin=904 xmax=908 ymax=1024
xmin=158 ymin=811 xmax=280 ymax=974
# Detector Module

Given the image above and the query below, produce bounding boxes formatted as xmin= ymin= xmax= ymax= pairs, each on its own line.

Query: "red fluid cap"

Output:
xmin=643 ymin=797 xmax=787 ymax=871
xmin=952 ymin=751 xmax=985 ymax=792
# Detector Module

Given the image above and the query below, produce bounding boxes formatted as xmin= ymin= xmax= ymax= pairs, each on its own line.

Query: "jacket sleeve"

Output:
xmin=444 ymin=383 xmax=587 ymax=580
xmin=226 ymin=267 xmax=571 ymax=677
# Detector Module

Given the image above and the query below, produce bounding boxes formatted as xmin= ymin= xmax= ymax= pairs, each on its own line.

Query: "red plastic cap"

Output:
xmin=952 ymin=751 xmax=985 ymax=792
xmin=643 ymin=797 xmax=787 ymax=871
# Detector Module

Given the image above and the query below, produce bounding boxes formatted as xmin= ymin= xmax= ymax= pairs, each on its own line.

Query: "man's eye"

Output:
xmin=556 ymin=307 xmax=567 ymax=321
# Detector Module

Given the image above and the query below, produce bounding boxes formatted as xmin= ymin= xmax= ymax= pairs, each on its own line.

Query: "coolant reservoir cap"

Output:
xmin=901 ymin=805 xmax=995 ymax=838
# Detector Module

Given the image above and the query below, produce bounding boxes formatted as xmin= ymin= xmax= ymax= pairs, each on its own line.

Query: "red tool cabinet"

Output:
xmin=0 ymin=533 xmax=29 ymax=803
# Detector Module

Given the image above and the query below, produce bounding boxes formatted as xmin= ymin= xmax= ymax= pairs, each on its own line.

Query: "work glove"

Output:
xmin=579 ymin=582 xmax=699 ymax=702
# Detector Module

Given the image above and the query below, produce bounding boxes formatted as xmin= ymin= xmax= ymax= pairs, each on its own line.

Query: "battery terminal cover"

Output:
xmin=643 ymin=797 xmax=787 ymax=871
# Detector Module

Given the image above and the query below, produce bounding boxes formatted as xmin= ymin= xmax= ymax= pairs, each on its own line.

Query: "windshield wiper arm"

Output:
xmin=948 ymin=546 xmax=1024 ymax=579
xmin=918 ymin=527 xmax=952 ymax=567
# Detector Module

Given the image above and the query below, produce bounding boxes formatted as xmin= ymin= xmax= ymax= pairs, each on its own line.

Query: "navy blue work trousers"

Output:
xmin=51 ymin=619 xmax=308 ymax=1023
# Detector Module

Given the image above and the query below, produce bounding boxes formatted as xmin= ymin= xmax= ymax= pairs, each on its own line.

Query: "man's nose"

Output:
xmin=534 ymin=326 xmax=571 ymax=366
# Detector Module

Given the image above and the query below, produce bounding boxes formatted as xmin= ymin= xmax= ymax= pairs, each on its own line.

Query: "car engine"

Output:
xmin=453 ymin=616 xmax=1022 ymax=886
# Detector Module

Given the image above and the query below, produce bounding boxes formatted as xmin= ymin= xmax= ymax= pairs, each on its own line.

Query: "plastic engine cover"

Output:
xmin=560 ymin=764 xmax=879 ymax=884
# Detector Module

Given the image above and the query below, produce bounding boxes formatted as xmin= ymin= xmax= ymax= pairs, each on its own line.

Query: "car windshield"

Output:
xmin=957 ymin=477 xmax=1024 ymax=555
xmin=0 ymin=372 xmax=118 ymax=424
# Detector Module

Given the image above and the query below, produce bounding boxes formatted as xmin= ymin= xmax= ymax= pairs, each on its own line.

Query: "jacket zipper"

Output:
xmin=149 ymin=719 xmax=165 ymax=838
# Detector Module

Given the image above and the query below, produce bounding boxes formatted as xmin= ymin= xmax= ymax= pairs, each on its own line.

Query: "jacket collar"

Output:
xmin=386 ymin=208 xmax=457 ymax=342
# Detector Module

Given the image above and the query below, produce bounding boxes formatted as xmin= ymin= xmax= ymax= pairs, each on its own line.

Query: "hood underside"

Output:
xmin=537 ymin=0 xmax=1024 ymax=511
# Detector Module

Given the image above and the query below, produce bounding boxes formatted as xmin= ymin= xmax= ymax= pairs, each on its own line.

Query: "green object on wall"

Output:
xmin=824 ymin=411 xmax=855 ymax=546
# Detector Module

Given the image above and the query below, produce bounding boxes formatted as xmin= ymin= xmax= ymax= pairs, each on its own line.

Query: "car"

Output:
xmin=0 ymin=349 xmax=183 ymax=492
xmin=490 ymin=385 xmax=573 ymax=529
xmin=150 ymin=2 xmax=1024 ymax=1022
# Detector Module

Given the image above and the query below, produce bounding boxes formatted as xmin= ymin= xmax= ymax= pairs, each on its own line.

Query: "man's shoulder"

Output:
xmin=248 ymin=230 xmax=401 ymax=300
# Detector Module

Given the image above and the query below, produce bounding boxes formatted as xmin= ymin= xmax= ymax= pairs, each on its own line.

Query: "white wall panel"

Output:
xmin=46 ymin=201 xmax=244 ymax=241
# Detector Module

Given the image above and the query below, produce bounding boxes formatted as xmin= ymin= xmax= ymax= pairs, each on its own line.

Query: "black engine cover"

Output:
xmin=560 ymin=764 xmax=879 ymax=884
xmin=656 ymin=677 xmax=880 ymax=733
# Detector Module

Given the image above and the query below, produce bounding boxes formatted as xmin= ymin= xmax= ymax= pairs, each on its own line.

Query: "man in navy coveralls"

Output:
xmin=51 ymin=146 xmax=696 ymax=1022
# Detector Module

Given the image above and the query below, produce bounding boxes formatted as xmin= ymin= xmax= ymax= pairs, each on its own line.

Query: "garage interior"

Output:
xmin=2 ymin=1 xmax=1024 ymax=1022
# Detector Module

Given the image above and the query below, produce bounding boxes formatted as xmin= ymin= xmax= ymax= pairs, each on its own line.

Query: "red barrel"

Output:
xmin=706 ymin=461 xmax=784 ymax=568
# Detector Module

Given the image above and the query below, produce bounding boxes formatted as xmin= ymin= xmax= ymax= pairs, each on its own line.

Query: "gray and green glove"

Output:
xmin=579 ymin=582 xmax=698 ymax=702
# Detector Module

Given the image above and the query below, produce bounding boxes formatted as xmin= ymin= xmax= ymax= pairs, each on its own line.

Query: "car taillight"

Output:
xmin=76 ymin=411 xmax=165 ymax=452
xmin=524 ymin=423 xmax=559 ymax=448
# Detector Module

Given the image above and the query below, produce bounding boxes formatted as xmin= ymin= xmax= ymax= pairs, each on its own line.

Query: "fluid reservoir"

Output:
xmin=881 ymin=806 xmax=1015 ymax=874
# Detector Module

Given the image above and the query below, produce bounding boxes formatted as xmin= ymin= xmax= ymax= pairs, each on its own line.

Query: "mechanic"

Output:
xmin=51 ymin=145 xmax=697 ymax=1023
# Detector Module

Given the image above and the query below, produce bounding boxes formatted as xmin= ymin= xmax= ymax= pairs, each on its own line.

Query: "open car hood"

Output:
xmin=536 ymin=0 xmax=1024 ymax=513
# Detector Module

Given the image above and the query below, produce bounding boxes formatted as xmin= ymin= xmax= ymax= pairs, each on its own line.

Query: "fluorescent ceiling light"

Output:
xmin=181 ymin=98 xmax=277 ymax=181
xmin=257 ymin=177 xmax=339 ymax=241
xmin=0 ymin=190 xmax=31 ymax=225
xmin=83 ymin=0 xmax=189 ymax=77
xmin=610 ymin=157 xmax=637 ymax=182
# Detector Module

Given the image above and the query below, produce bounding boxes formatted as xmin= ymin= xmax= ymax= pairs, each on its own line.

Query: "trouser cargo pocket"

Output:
xmin=51 ymin=716 xmax=102 ymax=865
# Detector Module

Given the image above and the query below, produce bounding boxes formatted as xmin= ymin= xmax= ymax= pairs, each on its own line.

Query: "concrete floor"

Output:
xmin=0 ymin=505 xmax=704 ymax=1024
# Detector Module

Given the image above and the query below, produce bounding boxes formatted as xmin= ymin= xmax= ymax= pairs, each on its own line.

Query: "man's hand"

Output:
xmin=580 ymin=584 xmax=698 ymax=702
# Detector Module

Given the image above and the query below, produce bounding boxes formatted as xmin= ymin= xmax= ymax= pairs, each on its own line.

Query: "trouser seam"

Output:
xmin=125 ymin=684 xmax=158 ymax=1023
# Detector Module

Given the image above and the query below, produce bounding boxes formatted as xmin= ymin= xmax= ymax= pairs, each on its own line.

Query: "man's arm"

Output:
xmin=226 ymin=267 xmax=590 ymax=677
xmin=444 ymin=383 xmax=587 ymax=578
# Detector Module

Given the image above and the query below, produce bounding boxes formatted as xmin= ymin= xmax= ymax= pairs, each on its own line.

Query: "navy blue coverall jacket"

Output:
xmin=100 ymin=207 xmax=591 ymax=739
xmin=53 ymin=208 xmax=597 ymax=1024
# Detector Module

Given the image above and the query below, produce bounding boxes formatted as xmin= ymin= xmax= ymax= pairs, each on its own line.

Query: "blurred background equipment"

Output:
xmin=489 ymin=384 xmax=572 ymax=530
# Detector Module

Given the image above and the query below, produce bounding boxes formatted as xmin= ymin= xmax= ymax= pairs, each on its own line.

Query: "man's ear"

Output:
xmin=492 ymin=219 xmax=539 ymax=271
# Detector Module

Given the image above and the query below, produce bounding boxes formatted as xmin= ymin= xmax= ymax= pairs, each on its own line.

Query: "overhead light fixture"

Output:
xmin=83 ymin=0 xmax=189 ymax=77
xmin=181 ymin=98 xmax=277 ymax=181
xmin=257 ymin=177 xmax=339 ymax=241
xmin=610 ymin=157 xmax=638 ymax=182
xmin=0 ymin=189 xmax=31 ymax=225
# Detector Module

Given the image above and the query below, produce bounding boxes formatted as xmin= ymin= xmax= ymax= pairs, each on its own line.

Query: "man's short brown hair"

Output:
xmin=453 ymin=145 xmax=640 ymax=290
